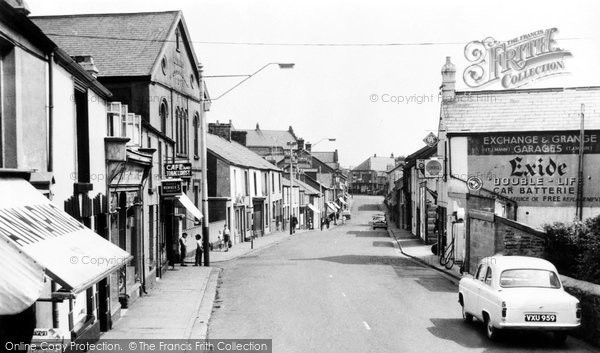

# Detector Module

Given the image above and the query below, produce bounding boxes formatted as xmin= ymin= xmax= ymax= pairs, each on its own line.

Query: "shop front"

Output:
xmin=105 ymin=139 xmax=153 ymax=309
xmin=0 ymin=175 xmax=130 ymax=345
xmin=160 ymin=178 xmax=203 ymax=267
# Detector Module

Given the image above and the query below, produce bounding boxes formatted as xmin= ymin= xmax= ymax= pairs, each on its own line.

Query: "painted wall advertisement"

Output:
xmin=467 ymin=131 xmax=600 ymax=206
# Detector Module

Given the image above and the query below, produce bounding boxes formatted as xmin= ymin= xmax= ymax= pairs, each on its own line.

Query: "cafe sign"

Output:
xmin=463 ymin=28 xmax=572 ymax=89
xmin=467 ymin=131 xmax=600 ymax=206
xmin=165 ymin=163 xmax=192 ymax=178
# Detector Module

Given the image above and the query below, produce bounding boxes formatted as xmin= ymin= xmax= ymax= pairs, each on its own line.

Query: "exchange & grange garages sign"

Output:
xmin=467 ymin=131 xmax=600 ymax=207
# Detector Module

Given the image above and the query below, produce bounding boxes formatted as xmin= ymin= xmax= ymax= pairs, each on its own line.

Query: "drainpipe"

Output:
xmin=576 ymin=104 xmax=585 ymax=221
xmin=48 ymin=52 xmax=54 ymax=172
xmin=51 ymin=281 xmax=59 ymax=328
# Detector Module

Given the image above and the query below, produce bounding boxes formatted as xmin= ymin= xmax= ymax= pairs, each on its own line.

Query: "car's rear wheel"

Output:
xmin=553 ymin=332 xmax=567 ymax=344
xmin=461 ymin=304 xmax=473 ymax=323
xmin=485 ymin=315 xmax=498 ymax=340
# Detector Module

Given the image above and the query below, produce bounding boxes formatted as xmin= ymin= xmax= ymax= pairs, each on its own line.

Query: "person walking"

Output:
xmin=291 ymin=215 xmax=298 ymax=234
xmin=325 ymin=216 xmax=330 ymax=229
xmin=223 ymin=224 xmax=231 ymax=252
xmin=320 ymin=217 xmax=324 ymax=231
xmin=194 ymin=234 xmax=203 ymax=266
xmin=179 ymin=233 xmax=188 ymax=267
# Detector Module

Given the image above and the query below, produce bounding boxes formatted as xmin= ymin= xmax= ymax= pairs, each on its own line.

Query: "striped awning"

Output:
xmin=326 ymin=202 xmax=337 ymax=212
xmin=307 ymin=203 xmax=320 ymax=213
xmin=176 ymin=193 xmax=203 ymax=220
xmin=0 ymin=178 xmax=131 ymax=314
xmin=338 ymin=197 xmax=347 ymax=205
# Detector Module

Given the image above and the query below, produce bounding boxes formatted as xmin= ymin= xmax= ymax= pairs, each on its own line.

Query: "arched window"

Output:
xmin=184 ymin=109 xmax=189 ymax=155
xmin=193 ymin=113 xmax=199 ymax=156
xmin=175 ymin=107 xmax=180 ymax=153
xmin=160 ymin=100 xmax=168 ymax=134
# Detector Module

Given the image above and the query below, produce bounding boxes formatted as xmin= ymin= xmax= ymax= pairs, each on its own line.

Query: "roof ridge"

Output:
xmin=30 ymin=10 xmax=180 ymax=19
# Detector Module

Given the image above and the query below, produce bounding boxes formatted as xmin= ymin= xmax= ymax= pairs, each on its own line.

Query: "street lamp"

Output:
xmin=206 ymin=63 xmax=295 ymax=101
xmin=198 ymin=62 xmax=294 ymax=266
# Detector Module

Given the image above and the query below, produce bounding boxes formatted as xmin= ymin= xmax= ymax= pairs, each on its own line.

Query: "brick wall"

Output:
xmin=467 ymin=210 xmax=545 ymax=273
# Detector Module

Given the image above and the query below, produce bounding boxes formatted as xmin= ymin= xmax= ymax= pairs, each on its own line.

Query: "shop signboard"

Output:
xmin=467 ymin=131 xmax=600 ymax=206
xmin=161 ymin=179 xmax=183 ymax=197
xmin=165 ymin=163 xmax=192 ymax=178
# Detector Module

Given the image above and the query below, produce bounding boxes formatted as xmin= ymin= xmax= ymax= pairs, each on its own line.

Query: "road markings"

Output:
xmin=362 ymin=321 xmax=371 ymax=330
xmin=341 ymin=292 xmax=346 ymax=297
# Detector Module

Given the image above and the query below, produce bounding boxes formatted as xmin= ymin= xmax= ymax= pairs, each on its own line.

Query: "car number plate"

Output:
xmin=524 ymin=313 xmax=556 ymax=322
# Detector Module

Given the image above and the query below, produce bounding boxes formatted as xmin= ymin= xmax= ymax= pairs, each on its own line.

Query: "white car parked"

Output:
xmin=458 ymin=255 xmax=580 ymax=342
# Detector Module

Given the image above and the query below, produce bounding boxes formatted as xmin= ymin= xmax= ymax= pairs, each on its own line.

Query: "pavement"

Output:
xmin=100 ymin=216 xmax=346 ymax=340
xmin=384 ymin=217 xmax=463 ymax=283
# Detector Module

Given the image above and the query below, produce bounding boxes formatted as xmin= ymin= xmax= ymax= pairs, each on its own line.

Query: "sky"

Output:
xmin=26 ymin=0 xmax=600 ymax=168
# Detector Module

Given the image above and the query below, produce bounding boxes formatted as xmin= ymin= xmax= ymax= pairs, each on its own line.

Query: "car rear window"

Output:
xmin=500 ymin=269 xmax=561 ymax=289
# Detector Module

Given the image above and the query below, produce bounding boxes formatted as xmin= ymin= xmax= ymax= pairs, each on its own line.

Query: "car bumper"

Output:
xmin=497 ymin=322 xmax=580 ymax=331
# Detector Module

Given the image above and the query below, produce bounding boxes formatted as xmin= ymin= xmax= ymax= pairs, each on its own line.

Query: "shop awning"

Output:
xmin=0 ymin=236 xmax=45 ymax=315
xmin=307 ymin=203 xmax=320 ymax=213
xmin=0 ymin=178 xmax=132 ymax=314
xmin=326 ymin=202 xmax=337 ymax=212
xmin=176 ymin=193 xmax=203 ymax=220
xmin=338 ymin=197 xmax=347 ymax=205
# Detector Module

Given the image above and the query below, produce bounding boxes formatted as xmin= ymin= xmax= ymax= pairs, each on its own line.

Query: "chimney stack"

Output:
xmin=297 ymin=138 xmax=304 ymax=151
xmin=72 ymin=55 xmax=99 ymax=78
xmin=208 ymin=121 xmax=232 ymax=141
xmin=305 ymin=143 xmax=312 ymax=152
xmin=441 ymin=56 xmax=456 ymax=101
xmin=255 ymin=123 xmax=260 ymax=131
xmin=7 ymin=0 xmax=30 ymax=15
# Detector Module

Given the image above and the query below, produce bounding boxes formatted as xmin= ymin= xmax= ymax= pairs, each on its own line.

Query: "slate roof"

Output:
xmin=311 ymin=151 xmax=339 ymax=170
xmin=207 ymin=134 xmax=280 ymax=171
xmin=292 ymin=178 xmax=320 ymax=195
xmin=242 ymin=129 xmax=297 ymax=148
xmin=31 ymin=11 xmax=180 ymax=77
xmin=311 ymin=151 xmax=334 ymax=163
xmin=352 ymin=156 xmax=396 ymax=172
xmin=443 ymin=87 xmax=600 ymax=133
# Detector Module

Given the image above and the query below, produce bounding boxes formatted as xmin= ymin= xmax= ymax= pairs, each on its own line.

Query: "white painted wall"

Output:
xmin=50 ymin=64 xmax=76 ymax=207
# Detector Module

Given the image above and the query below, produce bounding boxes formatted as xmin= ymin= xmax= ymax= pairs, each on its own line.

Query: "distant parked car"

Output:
xmin=371 ymin=215 xmax=387 ymax=230
xmin=458 ymin=256 xmax=580 ymax=343
xmin=342 ymin=210 xmax=351 ymax=220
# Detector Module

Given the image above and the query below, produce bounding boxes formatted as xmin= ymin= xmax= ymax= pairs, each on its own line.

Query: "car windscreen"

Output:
xmin=500 ymin=269 xmax=561 ymax=289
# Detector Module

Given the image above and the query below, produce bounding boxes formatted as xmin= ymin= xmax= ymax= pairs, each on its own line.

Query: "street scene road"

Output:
xmin=208 ymin=195 xmax=597 ymax=353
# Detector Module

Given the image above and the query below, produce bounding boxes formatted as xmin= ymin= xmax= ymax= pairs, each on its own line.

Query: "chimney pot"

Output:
xmin=441 ymin=56 xmax=456 ymax=101
xmin=256 ymin=123 xmax=260 ymax=131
